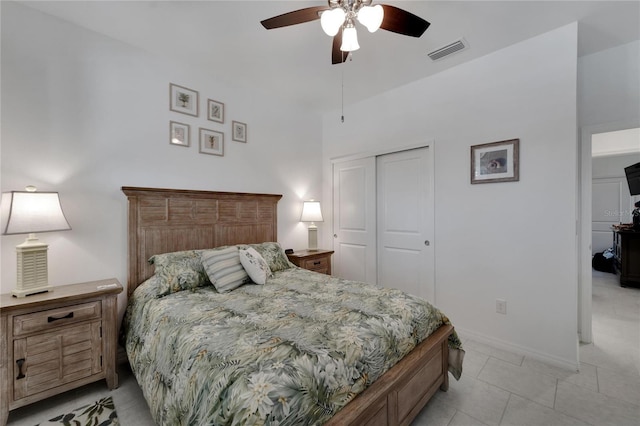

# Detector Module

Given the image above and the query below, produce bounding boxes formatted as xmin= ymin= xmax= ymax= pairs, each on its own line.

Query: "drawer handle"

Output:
xmin=48 ymin=312 xmax=74 ymax=322
xmin=16 ymin=358 xmax=25 ymax=380
xmin=313 ymin=261 xmax=321 ymax=265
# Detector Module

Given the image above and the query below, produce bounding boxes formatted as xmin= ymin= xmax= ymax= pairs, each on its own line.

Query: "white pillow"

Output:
xmin=202 ymin=246 xmax=250 ymax=293
xmin=239 ymin=247 xmax=273 ymax=285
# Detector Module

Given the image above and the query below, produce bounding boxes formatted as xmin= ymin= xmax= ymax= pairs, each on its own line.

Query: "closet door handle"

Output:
xmin=16 ymin=358 xmax=25 ymax=380
xmin=48 ymin=312 xmax=73 ymax=322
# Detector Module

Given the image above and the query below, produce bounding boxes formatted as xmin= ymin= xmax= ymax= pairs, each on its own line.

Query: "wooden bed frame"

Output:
xmin=122 ymin=186 xmax=453 ymax=426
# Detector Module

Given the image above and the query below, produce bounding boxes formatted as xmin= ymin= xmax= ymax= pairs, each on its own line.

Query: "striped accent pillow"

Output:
xmin=202 ymin=246 xmax=250 ymax=293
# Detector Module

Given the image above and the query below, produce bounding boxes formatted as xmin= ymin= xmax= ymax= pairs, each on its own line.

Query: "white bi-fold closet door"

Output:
xmin=332 ymin=146 xmax=435 ymax=301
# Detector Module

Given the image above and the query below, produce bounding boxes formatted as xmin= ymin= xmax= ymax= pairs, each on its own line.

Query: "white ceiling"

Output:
xmin=20 ymin=0 xmax=640 ymax=112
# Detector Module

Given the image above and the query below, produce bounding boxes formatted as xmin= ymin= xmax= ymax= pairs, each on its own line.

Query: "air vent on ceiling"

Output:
xmin=428 ymin=38 xmax=468 ymax=61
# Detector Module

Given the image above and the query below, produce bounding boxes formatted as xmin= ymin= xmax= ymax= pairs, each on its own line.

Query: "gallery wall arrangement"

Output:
xmin=169 ymin=83 xmax=248 ymax=157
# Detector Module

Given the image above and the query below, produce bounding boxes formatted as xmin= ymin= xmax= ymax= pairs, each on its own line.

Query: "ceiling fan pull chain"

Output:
xmin=341 ymin=57 xmax=345 ymax=123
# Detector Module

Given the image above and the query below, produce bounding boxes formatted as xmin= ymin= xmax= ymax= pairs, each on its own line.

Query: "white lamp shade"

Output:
xmin=358 ymin=5 xmax=384 ymax=32
xmin=340 ymin=26 xmax=360 ymax=52
xmin=300 ymin=201 xmax=324 ymax=223
xmin=321 ymin=8 xmax=345 ymax=36
xmin=2 ymin=191 xmax=71 ymax=235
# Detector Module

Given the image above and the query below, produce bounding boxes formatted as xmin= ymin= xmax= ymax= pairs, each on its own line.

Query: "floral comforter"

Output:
xmin=123 ymin=267 xmax=463 ymax=425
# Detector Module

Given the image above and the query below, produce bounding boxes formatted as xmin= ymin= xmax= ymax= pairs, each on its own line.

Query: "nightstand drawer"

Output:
xmin=13 ymin=301 xmax=102 ymax=336
xmin=301 ymin=257 xmax=329 ymax=271
xmin=287 ymin=250 xmax=333 ymax=275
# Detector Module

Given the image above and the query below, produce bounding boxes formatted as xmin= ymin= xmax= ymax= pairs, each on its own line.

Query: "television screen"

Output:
xmin=625 ymin=161 xmax=640 ymax=195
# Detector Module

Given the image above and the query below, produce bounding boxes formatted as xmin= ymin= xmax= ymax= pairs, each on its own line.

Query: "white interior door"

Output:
xmin=332 ymin=157 xmax=377 ymax=284
xmin=376 ymin=148 xmax=434 ymax=300
xmin=592 ymin=177 xmax=633 ymax=253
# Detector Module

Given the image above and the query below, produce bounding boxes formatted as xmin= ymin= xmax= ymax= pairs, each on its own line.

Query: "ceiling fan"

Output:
xmin=261 ymin=0 xmax=430 ymax=64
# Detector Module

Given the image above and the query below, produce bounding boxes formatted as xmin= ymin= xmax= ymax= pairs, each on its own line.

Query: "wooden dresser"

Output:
xmin=287 ymin=249 xmax=334 ymax=275
xmin=0 ymin=279 xmax=123 ymax=425
xmin=613 ymin=230 xmax=640 ymax=287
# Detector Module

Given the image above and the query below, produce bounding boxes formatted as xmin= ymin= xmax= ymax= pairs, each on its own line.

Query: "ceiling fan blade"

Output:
xmin=261 ymin=6 xmax=329 ymax=29
xmin=332 ymin=32 xmax=348 ymax=65
xmin=379 ymin=4 xmax=430 ymax=37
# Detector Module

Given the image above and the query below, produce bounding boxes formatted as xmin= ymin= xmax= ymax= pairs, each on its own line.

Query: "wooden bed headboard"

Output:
xmin=121 ymin=187 xmax=282 ymax=296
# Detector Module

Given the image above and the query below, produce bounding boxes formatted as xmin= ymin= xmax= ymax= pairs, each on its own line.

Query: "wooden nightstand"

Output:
xmin=287 ymin=249 xmax=334 ymax=275
xmin=0 ymin=278 xmax=123 ymax=425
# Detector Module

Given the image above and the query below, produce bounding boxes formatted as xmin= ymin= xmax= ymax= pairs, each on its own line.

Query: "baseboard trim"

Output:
xmin=456 ymin=327 xmax=580 ymax=372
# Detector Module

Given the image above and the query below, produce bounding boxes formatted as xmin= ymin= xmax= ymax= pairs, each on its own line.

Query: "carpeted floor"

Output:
xmin=35 ymin=396 xmax=119 ymax=426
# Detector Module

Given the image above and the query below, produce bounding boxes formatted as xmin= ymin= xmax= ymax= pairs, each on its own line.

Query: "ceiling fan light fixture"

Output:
xmin=357 ymin=4 xmax=384 ymax=32
xmin=321 ymin=8 xmax=345 ymax=36
xmin=340 ymin=25 xmax=360 ymax=52
xmin=260 ymin=1 xmax=431 ymax=64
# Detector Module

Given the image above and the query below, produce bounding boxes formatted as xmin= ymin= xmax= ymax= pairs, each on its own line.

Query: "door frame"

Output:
xmin=578 ymin=120 xmax=639 ymax=344
xmin=330 ymin=140 xmax=436 ymax=300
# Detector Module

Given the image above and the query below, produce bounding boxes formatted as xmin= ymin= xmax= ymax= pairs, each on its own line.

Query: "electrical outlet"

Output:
xmin=496 ymin=299 xmax=507 ymax=315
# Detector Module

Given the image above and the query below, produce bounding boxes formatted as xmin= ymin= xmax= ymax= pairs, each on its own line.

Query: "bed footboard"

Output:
xmin=326 ymin=324 xmax=453 ymax=426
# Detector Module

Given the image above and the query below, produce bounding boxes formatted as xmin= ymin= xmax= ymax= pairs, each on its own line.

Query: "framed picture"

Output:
xmin=169 ymin=121 xmax=190 ymax=147
xmin=471 ymin=138 xmax=519 ymax=184
xmin=199 ymin=128 xmax=224 ymax=156
xmin=232 ymin=120 xmax=247 ymax=143
xmin=207 ymin=99 xmax=224 ymax=123
xmin=170 ymin=83 xmax=198 ymax=117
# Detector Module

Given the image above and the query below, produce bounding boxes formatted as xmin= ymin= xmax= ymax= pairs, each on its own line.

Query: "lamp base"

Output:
xmin=308 ymin=224 xmax=318 ymax=251
xmin=14 ymin=234 xmax=51 ymax=298
xmin=12 ymin=285 xmax=53 ymax=298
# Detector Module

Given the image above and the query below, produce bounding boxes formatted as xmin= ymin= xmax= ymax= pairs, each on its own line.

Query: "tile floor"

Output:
xmin=414 ymin=271 xmax=640 ymax=426
xmin=7 ymin=271 xmax=640 ymax=426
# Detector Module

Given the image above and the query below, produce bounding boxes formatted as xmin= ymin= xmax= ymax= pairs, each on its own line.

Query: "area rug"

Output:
xmin=36 ymin=396 xmax=119 ymax=425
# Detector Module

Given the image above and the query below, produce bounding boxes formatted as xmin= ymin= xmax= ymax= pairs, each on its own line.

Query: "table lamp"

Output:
xmin=1 ymin=186 xmax=71 ymax=297
xmin=300 ymin=200 xmax=323 ymax=251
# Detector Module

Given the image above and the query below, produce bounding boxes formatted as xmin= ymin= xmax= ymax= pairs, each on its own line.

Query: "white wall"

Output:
xmin=0 ymin=3 xmax=323 ymax=315
xmin=578 ymin=40 xmax=640 ymax=128
xmin=593 ymin=153 xmax=640 ymax=179
xmin=322 ymin=24 xmax=579 ymax=368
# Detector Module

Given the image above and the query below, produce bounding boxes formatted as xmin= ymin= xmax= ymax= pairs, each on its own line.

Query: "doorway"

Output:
xmin=579 ymin=123 xmax=640 ymax=344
